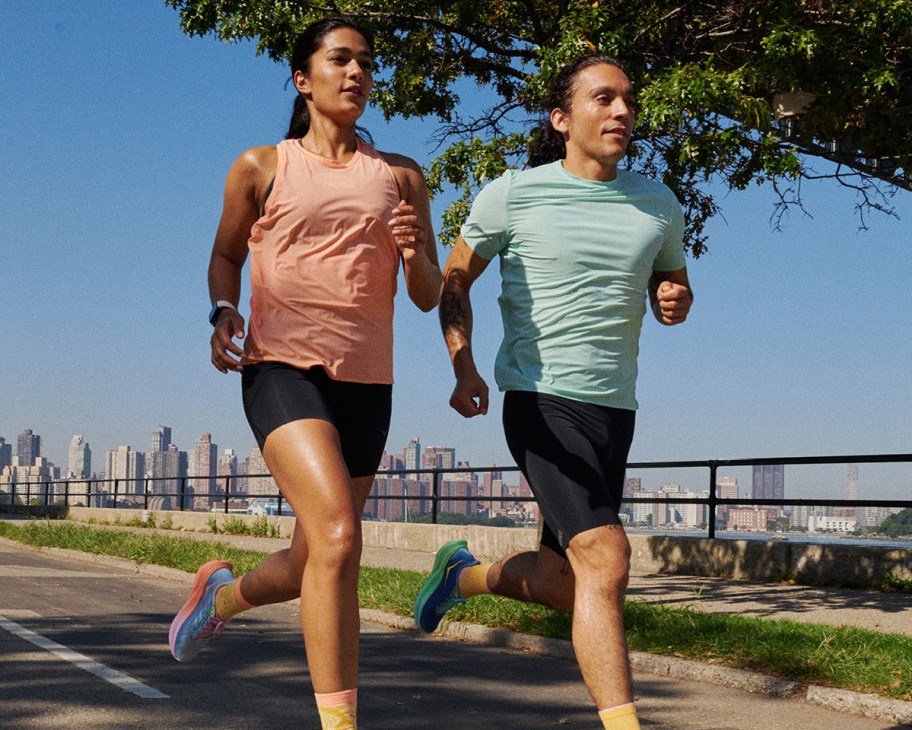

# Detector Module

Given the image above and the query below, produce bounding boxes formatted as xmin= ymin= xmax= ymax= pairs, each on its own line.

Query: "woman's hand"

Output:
xmin=210 ymin=309 xmax=246 ymax=373
xmin=389 ymin=200 xmax=425 ymax=260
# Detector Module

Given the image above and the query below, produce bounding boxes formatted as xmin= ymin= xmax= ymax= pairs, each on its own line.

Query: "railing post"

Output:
xmin=707 ymin=461 xmax=718 ymax=539
xmin=113 ymin=479 xmax=119 ymax=509
xmin=44 ymin=481 xmax=50 ymax=507
xmin=64 ymin=480 xmax=70 ymax=507
xmin=179 ymin=476 xmax=186 ymax=512
xmin=223 ymin=475 xmax=230 ymax=514
xmin=432 ymin=470 xmax=440 ymax=524
xmin=277 ymin=478 xmax=283 ymax=517
xmin=144 ymin=478 xmax=150 ymax=511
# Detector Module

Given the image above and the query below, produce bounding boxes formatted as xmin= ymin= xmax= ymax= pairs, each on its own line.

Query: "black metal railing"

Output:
xmin=2 ymin=453 xmax=911 ymax=538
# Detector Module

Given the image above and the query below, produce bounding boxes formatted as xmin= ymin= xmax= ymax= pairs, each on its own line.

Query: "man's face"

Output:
xmin=553 ymin=63 xmax=636 ymax=169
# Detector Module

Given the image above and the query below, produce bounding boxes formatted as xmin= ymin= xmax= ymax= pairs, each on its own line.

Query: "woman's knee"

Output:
xmin=305 ymin=520 xmax=362 ymax=575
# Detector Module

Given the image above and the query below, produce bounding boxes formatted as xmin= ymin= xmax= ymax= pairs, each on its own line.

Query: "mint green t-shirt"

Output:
xmin=461 ymin=161 xmax=686 ymax=410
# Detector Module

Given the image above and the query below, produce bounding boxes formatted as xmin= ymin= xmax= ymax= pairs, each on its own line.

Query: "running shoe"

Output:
xmin=413 ymin=540 xmax=479 ymax=633
xmin=169 ymin=560 xmax=235 ymax=662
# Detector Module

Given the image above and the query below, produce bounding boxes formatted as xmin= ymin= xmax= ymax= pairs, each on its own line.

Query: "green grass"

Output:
xmin=2 ymin=519 xmax=910 ymax=701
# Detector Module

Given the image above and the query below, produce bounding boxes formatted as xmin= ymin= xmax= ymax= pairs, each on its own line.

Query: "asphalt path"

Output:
xmin=0 ymin=540 xmax=902 ymax=729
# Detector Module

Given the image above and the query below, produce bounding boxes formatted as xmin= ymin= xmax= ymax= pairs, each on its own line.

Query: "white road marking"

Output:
xmin=0 ymin=614 xmax=169 ymax=699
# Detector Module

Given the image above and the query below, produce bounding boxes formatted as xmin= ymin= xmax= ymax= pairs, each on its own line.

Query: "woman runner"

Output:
xmin=168 ymin=16 xmax=441 ymax=730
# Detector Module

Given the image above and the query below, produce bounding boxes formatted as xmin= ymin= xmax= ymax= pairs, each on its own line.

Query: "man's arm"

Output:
xmin=648 ymin=266 xmax=693 ymax=326
xmin=440 ymin=236 xmax=492 ymax=417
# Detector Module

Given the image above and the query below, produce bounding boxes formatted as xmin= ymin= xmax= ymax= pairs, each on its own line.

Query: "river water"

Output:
xmin=626 ymin=529 xmax=912 ymax=550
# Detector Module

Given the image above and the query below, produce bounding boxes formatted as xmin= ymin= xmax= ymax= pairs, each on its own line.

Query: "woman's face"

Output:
xmin=294 ymin=27 xmax=374 ymax=124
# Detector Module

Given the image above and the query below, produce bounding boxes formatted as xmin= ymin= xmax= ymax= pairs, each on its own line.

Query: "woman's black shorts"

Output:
xmin=241 ymin=361 xmax=392 ymax=478
xmin=502 ymin=390 xmax=636 ymax=557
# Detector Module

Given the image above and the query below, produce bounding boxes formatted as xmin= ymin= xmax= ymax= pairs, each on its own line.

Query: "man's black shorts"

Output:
xmin=502 ymin=390 xmax=636 ymax=557
xmin=241 ymin=361 xmax=391 ymax=478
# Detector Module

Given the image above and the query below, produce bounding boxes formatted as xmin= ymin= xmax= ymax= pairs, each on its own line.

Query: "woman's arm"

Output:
xmin=208 ymin=145 xmax=276 ymax=372
xmin=383 ymin=153 xmax=442 ymax=312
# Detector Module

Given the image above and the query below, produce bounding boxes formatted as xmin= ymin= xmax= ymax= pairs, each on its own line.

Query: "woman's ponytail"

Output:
xmin=286 ymin=94 xmax=311 ymax=140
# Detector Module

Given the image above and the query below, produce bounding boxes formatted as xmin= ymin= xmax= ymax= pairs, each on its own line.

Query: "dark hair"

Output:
xmin=285 ymin=16 xmax=375 ymax=140
xmin=527 ymin=53 xmax=628 ymax=167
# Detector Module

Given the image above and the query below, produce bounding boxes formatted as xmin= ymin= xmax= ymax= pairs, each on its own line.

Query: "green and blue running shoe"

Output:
xmin=414 ymin=540 xmax=479 ymax=633
xmin=169 ymin=560 xmax=235 ymax=662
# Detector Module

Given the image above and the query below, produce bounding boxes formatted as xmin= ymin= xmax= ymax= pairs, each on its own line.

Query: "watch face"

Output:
xmin=209 ymin=304 xmax=220 ymax=326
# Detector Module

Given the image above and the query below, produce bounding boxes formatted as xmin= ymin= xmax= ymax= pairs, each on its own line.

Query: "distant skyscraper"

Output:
xmin=845 ymin=463 xmax=859 ymax=501
xmin=246 ymin=444 xmax=276 ymax=496
xmin=17 ymin=429 xmax=41 ymax=467
xmin=218 ymin=448 xmax=238 ymax=476
xmin=68 ymin=435 xmax=92 ymax=479
xmin=403 ymin=437 xmax=421 ymax=479
xmin=717 ymin=476 xmax=738 ymax=500
xmin=623 ymin=477 xmax=641 ymax=500
xmin=0 ymin=438 xmax=12 ymax=471
xmin=191 ymin=433 xmax=218 ymax=502
xmin=151 ymin=426 xmax=172 ymax=453
xmin=752 ymin=465 xmax=784 ymax=501
xmin=423 ymin=446 xmax=456 ymax=478
xmin=716 ymin=475 xmax=739 ymax=526
xmin=149 ymin=444 xmax=187 ymax=503
xmin=105 ymin=446 xmax=145 ymax=496
xmin=217 ymin=448 xmax=239 ymax=500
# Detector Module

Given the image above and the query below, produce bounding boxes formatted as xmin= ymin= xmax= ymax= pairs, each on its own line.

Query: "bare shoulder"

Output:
xmin=379 ymin=150 xmax=422 ymax=173
xmin=379 ymin=151 xmax=426 ymax=201
xmin=235 ymin=145 xmax=278 ymax=178
xmin=224 ymin=145 xmax=278 ymax=205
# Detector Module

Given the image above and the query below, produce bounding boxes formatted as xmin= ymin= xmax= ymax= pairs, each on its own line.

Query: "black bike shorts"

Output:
xmin=502 ymin=390 xmax=636 ymax=556
xmin=241 ymin=361 xmax=392 ymax=478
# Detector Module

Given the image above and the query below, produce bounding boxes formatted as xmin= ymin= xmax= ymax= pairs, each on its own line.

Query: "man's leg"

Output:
xmin=564 ymin=524 xmax=634 ymax=710
xmin=414 ymin=540 xmax=574 ymax=633
xmin=481 ymin=544 xmax=575 ymax=611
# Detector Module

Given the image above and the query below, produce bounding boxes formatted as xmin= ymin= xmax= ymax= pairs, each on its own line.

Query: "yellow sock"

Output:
xmin=214 ymin=579 xmax=255 ymax=621
xmin=598 ymin=702 xmax=640 ymax=729
xmin=458 ymin=563 xmax=491 ymax=597
xmin=315 ymin=688 xmax=357 ymax=730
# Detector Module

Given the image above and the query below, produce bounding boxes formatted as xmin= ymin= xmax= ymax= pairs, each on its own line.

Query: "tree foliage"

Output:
xmin=876 ymin=507 xmax=912 ymax=537
xmin=167 ymin=0 xmax=912 ymax=254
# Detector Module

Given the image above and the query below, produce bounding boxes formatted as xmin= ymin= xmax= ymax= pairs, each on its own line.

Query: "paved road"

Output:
xmin=0 ymin=540 xmax=902 ymax=729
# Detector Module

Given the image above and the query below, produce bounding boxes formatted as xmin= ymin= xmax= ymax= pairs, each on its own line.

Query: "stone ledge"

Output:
xmin=7 ymin=506 xmax=910 ymax=589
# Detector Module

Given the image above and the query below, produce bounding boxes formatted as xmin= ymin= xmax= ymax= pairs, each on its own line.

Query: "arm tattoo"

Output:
xmin=439 ymin=290 xmax=470 ymax=335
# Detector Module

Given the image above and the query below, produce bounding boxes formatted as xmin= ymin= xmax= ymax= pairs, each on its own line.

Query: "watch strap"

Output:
xmin=209 ymin=300 xmax=237 ymax=326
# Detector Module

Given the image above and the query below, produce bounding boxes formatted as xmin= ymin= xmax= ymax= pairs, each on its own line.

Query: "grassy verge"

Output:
xmin=2 ymin=519 xmax=910 ymax=701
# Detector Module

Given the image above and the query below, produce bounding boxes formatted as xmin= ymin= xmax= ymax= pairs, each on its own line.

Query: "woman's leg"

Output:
xmin=233 ymin=470 xmax=377 ymax=606
xmin=260 ymin=417 xmax=371 ymax=693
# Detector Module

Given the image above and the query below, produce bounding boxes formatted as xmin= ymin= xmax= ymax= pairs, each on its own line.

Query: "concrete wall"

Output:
xmin=10 ymin=506 xmax=911 ymax=589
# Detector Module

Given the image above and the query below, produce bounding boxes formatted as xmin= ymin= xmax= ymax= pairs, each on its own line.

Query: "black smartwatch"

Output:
xmin=209 ymin=300 xmax=236 ymax=326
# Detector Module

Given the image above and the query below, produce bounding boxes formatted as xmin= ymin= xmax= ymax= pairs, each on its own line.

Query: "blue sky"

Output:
xmin=2 ymin=1 xmax=911 ymax=500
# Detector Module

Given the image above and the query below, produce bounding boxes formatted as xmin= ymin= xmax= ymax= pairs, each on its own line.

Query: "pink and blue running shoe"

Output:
xmin=413 ymin=540 xmax=479 ymax=633
xmin=169 ymin=560 xmax=235 ymax=662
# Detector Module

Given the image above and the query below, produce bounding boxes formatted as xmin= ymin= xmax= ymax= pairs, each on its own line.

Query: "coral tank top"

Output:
xmin=243 ymin=138 xmax=401 ymax=383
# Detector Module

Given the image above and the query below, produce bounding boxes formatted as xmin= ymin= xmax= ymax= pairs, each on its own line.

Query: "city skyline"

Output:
xmin=4 ymin=425 xmax=901 ymax=537
xmin=3 ymin=3 xmax=912 ymax=504
xmin=1 ymin=424 xmax=906 ymax=505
